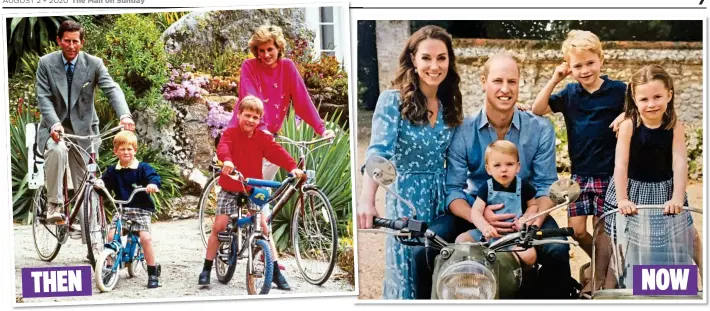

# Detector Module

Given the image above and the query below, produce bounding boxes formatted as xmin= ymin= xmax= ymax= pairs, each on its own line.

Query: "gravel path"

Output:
xmin=14 ymin=218 xmax=354 ymax=303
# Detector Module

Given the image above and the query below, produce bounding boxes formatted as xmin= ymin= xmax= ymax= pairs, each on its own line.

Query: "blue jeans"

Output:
xmin=412 ymin=214 xmax=573 ymax=299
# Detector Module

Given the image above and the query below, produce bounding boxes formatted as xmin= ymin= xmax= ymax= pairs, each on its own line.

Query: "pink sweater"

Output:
xmin=227 ymin=58 xmax=325 ymax=136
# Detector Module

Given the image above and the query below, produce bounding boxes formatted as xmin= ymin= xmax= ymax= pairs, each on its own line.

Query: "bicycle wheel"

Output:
xmin=215 ymin=239 xmax=236 ymax=284
xmin=95 ymin=248 xmax=120 ymax=292
xmin=127 ymin=241 xmax=147 ymax=278
xmin=199 ymin=176 xmax=220 ymax=248
xmin=246 ymin=239 xmax=273 ymax=295
xmin=291 ymin=185 xmax=338 ymax=285
xmin=82 ymin=187 xmax=108 ymax=269
xmin=31 ymin=186 xmax=62 ymax=261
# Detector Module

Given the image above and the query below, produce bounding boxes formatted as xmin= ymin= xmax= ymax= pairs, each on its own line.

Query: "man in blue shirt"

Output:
xmin=412 ymin=53 xmax=575 ymax=299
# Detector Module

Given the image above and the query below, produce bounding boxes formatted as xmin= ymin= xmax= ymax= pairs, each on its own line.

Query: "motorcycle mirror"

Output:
xmin=365 ymin=155 xmax=397 ymax=186
xmin=549 ymin=179 xmax=580 ymax=205
xmin=364 ymin=155 xmax=419 ymax=217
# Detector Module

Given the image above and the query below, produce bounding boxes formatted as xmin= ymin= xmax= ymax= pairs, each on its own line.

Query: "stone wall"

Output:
xmin=375 ymin=30 xmax=703 ymax=126
xmin=375 ymin=20 xmax=411 ymax=93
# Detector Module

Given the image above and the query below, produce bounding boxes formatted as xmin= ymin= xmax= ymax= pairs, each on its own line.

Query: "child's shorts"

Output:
xmin=216 ymin=191 xmax=255 ymax=216
xmin=568 ymin=174 xmax=609 ymax=218
xmin=112 ymin=207 xmax=152 ymax=233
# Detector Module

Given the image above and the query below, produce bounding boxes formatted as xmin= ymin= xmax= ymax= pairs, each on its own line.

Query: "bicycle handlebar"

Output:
xmin=113 ymin=187 xmax=150 ymax=206
xmin=58 ymin=125 xmax=124 ymax=141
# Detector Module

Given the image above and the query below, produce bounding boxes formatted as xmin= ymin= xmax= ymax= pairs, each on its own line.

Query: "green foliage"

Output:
xmin=686 ymin=124 xmax=703 ymax=180
xmin=155 ymin=101 xmax=177 ymax=128
xmin=549 ymin=115 xmax=570 ymax=174
xmin=7 ymin=16 xmax=76 ymax=73
xmin=271 ymin=110 xmax=352 ymax=253
xmin=101 ymin=14 xmax=168 ymax=114
xmin=10 ymin=98 xmax=41 ymax=224
xmin=149 ymin=11 xmax=191 ymax=32
xmin=287 ymin=37 xmax=349 ymax=100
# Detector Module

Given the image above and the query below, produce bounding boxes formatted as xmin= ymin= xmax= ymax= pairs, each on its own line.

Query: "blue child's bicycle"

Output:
xmin=93 ymin=187 xmax=152 ymax=292
xmin=213 ymin=170 xmax=295 ymax=295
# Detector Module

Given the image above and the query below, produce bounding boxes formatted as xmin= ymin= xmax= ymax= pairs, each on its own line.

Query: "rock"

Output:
xmin=204 ymin=95 xmax=238 ymax=111
xmin=161 ymin=9 xmax=313 ymax=57
xmin=188 ymin=168 xmax=210 ymax=191
xmin=161 ymin=195 xmax=200 ymax=220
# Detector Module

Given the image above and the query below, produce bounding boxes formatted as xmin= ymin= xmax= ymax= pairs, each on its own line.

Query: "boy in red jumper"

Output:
xmin=198 ymin=95 xmax=304 ymax=289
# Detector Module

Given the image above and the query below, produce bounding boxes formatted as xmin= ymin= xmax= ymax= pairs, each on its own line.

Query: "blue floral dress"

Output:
xmin=364 ymin=90 xmax=454 ymax=299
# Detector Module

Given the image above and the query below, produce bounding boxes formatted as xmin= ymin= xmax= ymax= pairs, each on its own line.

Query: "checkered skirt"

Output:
xmin=112 ymin=207 xmax=152 ymax=232
xmin=602 ymin=177 xmax=693 ymax=247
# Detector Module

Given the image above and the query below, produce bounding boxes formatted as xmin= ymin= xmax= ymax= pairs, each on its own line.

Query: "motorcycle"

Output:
xmin=361 ymin=155 xmax=582 ymax=299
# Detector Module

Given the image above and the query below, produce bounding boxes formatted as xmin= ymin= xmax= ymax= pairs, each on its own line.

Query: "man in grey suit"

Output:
xmin=36 ymin=20 xmax=135 ymax=222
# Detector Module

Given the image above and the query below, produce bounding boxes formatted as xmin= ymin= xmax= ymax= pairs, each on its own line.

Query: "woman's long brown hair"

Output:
xmin=392 ymin=25 xmax=463 ymax=128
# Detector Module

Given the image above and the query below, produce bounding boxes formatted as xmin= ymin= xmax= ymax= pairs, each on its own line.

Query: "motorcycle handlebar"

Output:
xmin=534 ymin=227 xmax=574 ymax=239
xmin=373 ymin=217 xmax=407 ymax=230
xmin=372 ymin=217 xmax=428 ymax=233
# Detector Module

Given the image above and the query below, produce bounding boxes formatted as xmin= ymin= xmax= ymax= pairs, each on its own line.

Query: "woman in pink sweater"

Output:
xmin=225 ymin=25 xmax=335 ymax=290
xmin=227 ymin=25 xmax=335 ymax=140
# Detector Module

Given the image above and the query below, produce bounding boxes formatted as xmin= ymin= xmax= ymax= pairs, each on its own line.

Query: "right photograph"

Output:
xmin=355 ymin=20 xmax=704 ymax=300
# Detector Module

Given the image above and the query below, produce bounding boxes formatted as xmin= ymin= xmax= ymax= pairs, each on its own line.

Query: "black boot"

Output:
xmin=272 ymin=261 xmax=291 ymax=291
xmin=147 ymin=264 xmax=160 ymax=288
xmin=199 ymin=260 xmax=212 ymax=286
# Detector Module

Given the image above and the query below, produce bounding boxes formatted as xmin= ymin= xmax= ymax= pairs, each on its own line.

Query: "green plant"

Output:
xmin=686 ymin=124 xmax=703 ymax=180
xmin=10 ymin=97 xmax=41 ymax=224
xmin=150 ymin=11 xmax=191 ymax=31
xmin=7 ymin=16 xmax=76 ymax=72
xmin=549 ymin=115 xmax=570 ymax=173
xmin=102 ymin=14 xmax=168 ymax=113
xmin=271 ymin=109 xmax=352 ymax=253
xmin=155 ymin=102 xmax=177 ymax=128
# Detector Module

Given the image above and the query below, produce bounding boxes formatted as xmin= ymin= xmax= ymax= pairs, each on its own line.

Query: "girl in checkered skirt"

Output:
xmin=602 ymin=65 xmax=702 ymax=282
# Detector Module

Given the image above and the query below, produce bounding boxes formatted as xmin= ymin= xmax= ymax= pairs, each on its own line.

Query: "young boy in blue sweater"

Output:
xmin=100 ymin=130 xmax=162 ymax=288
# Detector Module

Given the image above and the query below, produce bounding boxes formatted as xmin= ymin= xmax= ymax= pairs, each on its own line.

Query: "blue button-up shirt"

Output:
xmin=444 ymin=108 xmax=558 ymax=213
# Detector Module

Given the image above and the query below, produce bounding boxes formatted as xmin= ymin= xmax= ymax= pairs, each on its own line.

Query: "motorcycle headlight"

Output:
xmin=436 ymin=260 xmax=497 ymax=299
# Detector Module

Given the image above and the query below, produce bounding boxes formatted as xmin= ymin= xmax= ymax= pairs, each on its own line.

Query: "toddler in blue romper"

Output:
xmin=455 ymin=140 xmax=539 ymax=269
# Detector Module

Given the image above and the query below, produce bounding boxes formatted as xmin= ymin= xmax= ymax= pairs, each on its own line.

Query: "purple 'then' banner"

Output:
xmin=21 ymin=266 xmax=92 ymax=298
xmin=632 ymin=265 xmax=698 ymax=296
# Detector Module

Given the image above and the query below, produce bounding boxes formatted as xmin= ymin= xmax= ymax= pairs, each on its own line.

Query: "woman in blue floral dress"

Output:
xmin=357 ymin=25 xmax=464 ymax=299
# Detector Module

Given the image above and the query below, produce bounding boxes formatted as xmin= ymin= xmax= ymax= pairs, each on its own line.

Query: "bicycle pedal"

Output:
xmin=69 ymin=230 xmax=83 ymax=240
xmin=217 ymin=232 xmax=232 ymax=243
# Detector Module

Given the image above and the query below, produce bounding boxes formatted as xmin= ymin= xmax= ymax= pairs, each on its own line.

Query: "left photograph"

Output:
xmin=8 ymin=6 xmax=355 ymax=304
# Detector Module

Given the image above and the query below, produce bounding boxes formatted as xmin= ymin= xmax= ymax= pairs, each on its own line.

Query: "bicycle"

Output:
xmin=198 ymin=134 xmax=338 ymax=286
xmin=27 ymin=124 xmax=124 ymax=269
xmin=211 ymin=171 xmax=281 ymax=295
xmin=93 ymin=187 xmax=153 ymax=292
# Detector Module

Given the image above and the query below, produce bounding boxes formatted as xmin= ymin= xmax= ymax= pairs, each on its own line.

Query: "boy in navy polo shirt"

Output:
xmin=100 ymin=130 xmax=162 ymax=288
xmin=532 ymin=30 xmax=624 ymax=290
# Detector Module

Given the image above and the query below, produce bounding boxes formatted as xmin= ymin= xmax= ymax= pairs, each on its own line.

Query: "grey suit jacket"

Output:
xmin=35 ymin=50 xmax=131 ymax=154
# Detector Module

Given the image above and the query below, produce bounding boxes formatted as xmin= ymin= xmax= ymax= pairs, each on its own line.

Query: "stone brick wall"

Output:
xmin=375 ymin=29 xmax=703 ymax=126
xmin=375 ymin=20 xmax=411 ymax=93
